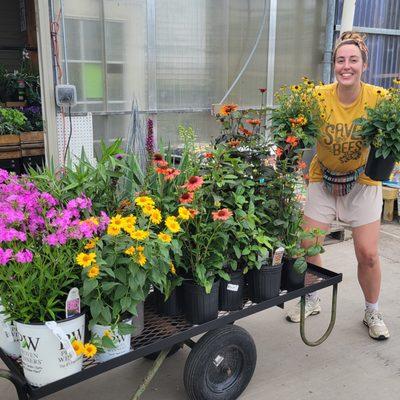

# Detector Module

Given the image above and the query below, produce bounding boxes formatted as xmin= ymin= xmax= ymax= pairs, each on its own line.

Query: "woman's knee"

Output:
xmin=356 ymin=248 xmax=379 ymax=268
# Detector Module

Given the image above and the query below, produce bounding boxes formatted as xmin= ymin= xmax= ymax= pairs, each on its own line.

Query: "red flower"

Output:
xmin=212 ymin=208 xmax=233 ymax=221
xmin=276 ymin=147 xmax=284 ymax=157
xmin=246 ymin=119 xmax=261 ymax=126
xmin=189 ymin=209 xmax=199 ymax=218
xmin=156 ymin=164 xmax=169 ymax=174
xmin=154 ymin=159 xmax=168 ymax=168
xmin=204 ymin=152 xmax=214 ymax=159
xmin=182 ymin=176 xmax=204 ymax=192
xmin=285 ymin=136 xmax=299 ymax=147
xmin=179 ymin=192 xmax=194 ymax=204
xmin=297 ymin=160 xmax=307 ymax=170
xmin=164 ymin=168 xmax=181 ymax=181
xmin=228 ymin=139 xmax=241 ymax=148
xmin=259 ymin=88 xmax=267 ymax=93
xmin=239 ymin=126 xmax=253 ymax=136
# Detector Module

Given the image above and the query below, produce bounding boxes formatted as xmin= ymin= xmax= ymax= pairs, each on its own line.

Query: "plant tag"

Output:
xmin=45 ymin=321 xmax=78 ymax=361
xmin=213 ymin=355 xmax=224 ymax=367
xmin=227 ymin=284 xmax=239 ymax=292
xmin=272 ymin=247 xmax=285 ymax=266
xmin=65 ymin=287 xmax=80 ymax=318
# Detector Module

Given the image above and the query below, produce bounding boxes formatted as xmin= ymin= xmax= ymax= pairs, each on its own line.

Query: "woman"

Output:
xmin=286 ymin=31 xmax=389 ymax=340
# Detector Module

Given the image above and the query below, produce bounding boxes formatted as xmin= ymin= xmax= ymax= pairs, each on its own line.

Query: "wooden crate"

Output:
xmin=20 ymin=131 xmax=44 ymax=145
xmin=0 ymin=134 xmax=20 ymax=147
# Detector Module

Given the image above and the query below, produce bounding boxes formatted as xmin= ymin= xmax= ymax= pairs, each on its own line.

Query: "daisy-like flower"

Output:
xmin=137 ymin=252 xmax=147 ymax=266
xmin=107 ymin=224 xmax=121 ymax=236
xmin=164 ymin=168 xmax=181 ymax=181
xmin=182 ymin=176 xmax=204 ymax=192
xmin=158 ymin=232 xmax=172 ymax=243
xmin=204 ymin=152 xmax=214 ymax=159
xmin=72 ymin=340 xmax=85 ymax=356
xmin=141 ymin=203 xmax=155 ymax=216
xmin=130 ymin=230 xmax=150 ymax=241
xmin=297 ymin=160 xmax=307 ymax=170
xmin=150 ymin=208 xmax=162 ymax=225
xmin=87 ymin=265 xmax=100 ymax=278
xmin=179 ymin=192 xmax=194 ymax=204
xmin=134 ymin=196 xmax=155 ymax=207
xmin=178 ymin=206 xmax=190 ymax=220
xmin=212 ymin=208 xmax=233 ymax=221
xmin=189 ymin=208 xmax=199 ymax=218
xmin=239 ymin=126 xmax=253 ymax=136
xmin=219 ymin=104 xmax=238 ymax=116
xmin=122 ymin=215 xmax=137 ymax=231
xmin=84 ymin=238 xmax=98 ymax=250
xmin=109 ymin=214 xmax=124 ymax=227
xmin=83 ymin=343 xmax=97 ymax=358
xmin=76 ymin=252 xmax=96 ymax=268
xmin=165 ymin=216 xmax=181 ymax=233
xmin=291 ymin=85 xmax=300 ymax=92
xmin=245 ymin=119 xmax=261 ymax=126
xmin=276 ymin=147 xmax=284 ymax=157
xmin=137 ymin=246 xmax=144 ymax=252
xmin=285 ymin=136 xmax=299 ymax=147
xmin=124 ymin=246 xmax=136 ymax=256
xmin=393 ymin=77 xmax=400 ymax=85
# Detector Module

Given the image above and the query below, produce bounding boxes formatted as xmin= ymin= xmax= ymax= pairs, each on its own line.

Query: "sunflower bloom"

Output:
xmin=141 ymin=203 xmax=155 ymax=216
xmin=137 ymin=252 xmax=147 ymax=266
xmin=182 ymin=176 xmax=204 ymax=192
xmin=110 ymin=214 xmax=124 ymax=227
xmin=178 ymin=206 xmax=191 ymax=220
xmin=165 ymin=216 xmax=181 ymax=233
xmin=72 ymin=340 xmax=85 ymax=356
xmin=87 ymin=265 xmax=100 ymax=278
xmin=107 ymin=224 xmax=121 ymax=236
xmin=134 ymin=196 xmax=155 ymax=207
xmin=83 ymin=343 xmax=97 ymax=358
xmin=76 ymin=252 xmax=96 ymax=268
xmin=130 ymin=230 xmax=150 ymax=241
xmin=124 ymin=246 xmax=136 ymax=256
xmin=212 ymin=208 xmax=233 ymax=221
xmin=150 ymin=209 xmax=162 ymax=224
xmin=123 ymin=215 xmax=137 ymax=230
xmin=158 ymin=232 xmax=172 ymax=243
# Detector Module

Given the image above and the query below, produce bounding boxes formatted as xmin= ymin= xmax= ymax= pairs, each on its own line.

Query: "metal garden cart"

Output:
xmin=0 ymin=263 xmax=342 ymax=400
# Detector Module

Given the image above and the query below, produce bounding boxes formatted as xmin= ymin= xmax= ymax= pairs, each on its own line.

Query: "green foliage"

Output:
xmin=0 ymin=107 xmax=27 ymax=135
xmin=354 ymin=86 xmax=400 ymax=161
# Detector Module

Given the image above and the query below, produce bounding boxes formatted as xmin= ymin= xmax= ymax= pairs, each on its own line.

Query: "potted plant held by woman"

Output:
xmin=0 ymin=170 xmax=103 ymax=387
xmin=354 ymin=82 xmax=400 ymax=181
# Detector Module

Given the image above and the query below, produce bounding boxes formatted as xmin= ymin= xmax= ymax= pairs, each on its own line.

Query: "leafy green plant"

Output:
xmin=354 ymin=84 xmax=400 ymax=161
xmin=0 ymin=107 xmax=27 ymax=135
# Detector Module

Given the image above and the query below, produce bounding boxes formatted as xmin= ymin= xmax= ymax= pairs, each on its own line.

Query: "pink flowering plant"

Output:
xmin=0 ymin=169 xmax=106 ymax=323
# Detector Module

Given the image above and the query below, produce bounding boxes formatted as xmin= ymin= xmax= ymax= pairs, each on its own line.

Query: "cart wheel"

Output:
xmin=144 ymin=343 xmax=182 ymax=360
xmin=183 ymin=325 xmax=256 ymax=400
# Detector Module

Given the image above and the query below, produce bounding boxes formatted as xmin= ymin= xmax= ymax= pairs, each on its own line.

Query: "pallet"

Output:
xmin=382 ymin=186 xmax=398 ymax=222
xmin=324 ymin=224 xmax=346 ymax=245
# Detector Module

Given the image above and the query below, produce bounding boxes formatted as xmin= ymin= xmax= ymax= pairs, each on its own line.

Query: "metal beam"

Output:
xmin=266 ymin=0 xmax=277 ymax=107
xmin=336 ymin=25 xmax=400 ymax=37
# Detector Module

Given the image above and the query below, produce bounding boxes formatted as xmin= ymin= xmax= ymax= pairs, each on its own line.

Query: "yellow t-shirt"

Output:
xmin=309 ymin=82 xmax=386 ymax=186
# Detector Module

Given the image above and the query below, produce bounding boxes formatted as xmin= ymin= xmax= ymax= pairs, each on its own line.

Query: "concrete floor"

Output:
xmin=2 ymin=221 xmax=400 ymax=400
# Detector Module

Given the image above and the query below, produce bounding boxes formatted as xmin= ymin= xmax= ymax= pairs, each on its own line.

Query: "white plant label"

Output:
xmin=227 ymin=284 xmax=239 ymax=292
xmin=213 ymin=355 xmax=224 ymax=367
xmin=65 ymin=287 xmax=81 ymax=318
xmin=45 ymin=321 xmax=77 ymax=361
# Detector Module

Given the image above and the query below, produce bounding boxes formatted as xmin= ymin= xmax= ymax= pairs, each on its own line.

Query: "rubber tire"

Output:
xmin=183 ymin=325 xmax=257 ymax=400
xmin=143 ymin=343 xmax=182 ymax=361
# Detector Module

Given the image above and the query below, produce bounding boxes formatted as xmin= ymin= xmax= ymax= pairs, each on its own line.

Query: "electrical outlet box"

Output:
xmin=55 ymin=84 xmax=77 ymax=107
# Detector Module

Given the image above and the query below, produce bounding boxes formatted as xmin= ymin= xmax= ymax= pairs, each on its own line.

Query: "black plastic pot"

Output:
xmin=219 ymin=270 xmax=244 ymax=311
xmin=281 ymin=258 xmax=306 ymax=291
xmin=183 ymin=280 xmax=220 ymax=324
xmin=365 ymin=146 xmax=397 ymax=181
xmin=153 ymin=287 xmax=183 ymax=317
xmin=247 ymin=263 xmax=282 ymax=303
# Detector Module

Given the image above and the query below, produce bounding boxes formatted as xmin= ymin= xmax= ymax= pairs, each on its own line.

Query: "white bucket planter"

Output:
xmin=0 ymin=304 xmax=21 ymax=358
xmin=15 ymin=313 xmax=85 ymax=387
xmin=91 ymin=317 xmax=133 ymax=362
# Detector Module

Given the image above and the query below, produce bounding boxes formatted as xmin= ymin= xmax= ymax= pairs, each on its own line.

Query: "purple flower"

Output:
xmin=0 ymin=248 xmax=13 ymax=265
xmin=115 ymin=153 xmax=124 ymax=160
xmin=14 ymin=249 xmax=33 ymax=263
xmin=0 ymin=169 xmax=9 ymax=184
xmin=43 ymin=234 xmax=59 ymax=246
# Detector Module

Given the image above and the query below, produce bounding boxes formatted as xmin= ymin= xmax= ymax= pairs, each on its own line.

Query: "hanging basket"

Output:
xmin=365 ymin=146 xmax=397 ymax=181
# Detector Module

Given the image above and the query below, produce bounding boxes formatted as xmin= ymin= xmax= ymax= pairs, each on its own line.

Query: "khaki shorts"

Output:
xmin=304 ymin=182 xmax=382 ymax=228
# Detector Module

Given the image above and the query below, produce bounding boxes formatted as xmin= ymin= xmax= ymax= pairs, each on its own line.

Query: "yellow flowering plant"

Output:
xmin=77 ymin=195 xmax=182 ymax=332
xmin=271 ymin=78 xmax=325 ymax=161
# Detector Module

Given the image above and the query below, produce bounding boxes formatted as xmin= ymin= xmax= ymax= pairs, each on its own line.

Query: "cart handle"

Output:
xmin=300 ymin=283 xmax=338 ymax=347
xmin=0 ymin=369 xmax=30 ymax=400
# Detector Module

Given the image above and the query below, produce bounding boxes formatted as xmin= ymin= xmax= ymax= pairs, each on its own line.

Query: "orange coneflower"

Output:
xmin=219 ymin=104 xmax=238 ymax=116
xmin=246 ymin=119 xmax=261 ymax=126
xmin=164 ymin=168 xmax=181 ymax=181
xmin=212 ymin=208 xmax=233 ymax=221
xmin=285 ymin=136 xmax=299 ymax=147
xmin=155 ymin=164 xmax=169 ymax=174
xmin=228 ymin=139 xmax=241 ymax=148
xmin=182 ymin=176 xmax=204 ymax=192
xmin=276 ymin=147 xmax=284 ymax=157
xmin=189 ymin=208 xmax=199 ymax=218
xmin=179 ymin=192 xmax=194 ymax=204
xmin=239 ymin=126 xmax=253 ymax=136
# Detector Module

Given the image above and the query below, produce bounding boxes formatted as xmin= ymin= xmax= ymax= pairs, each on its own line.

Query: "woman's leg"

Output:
xmin=352 ymin=219 xmax=389 ymax=340
xmin=352 ymin=219 xmax=381 ymax=303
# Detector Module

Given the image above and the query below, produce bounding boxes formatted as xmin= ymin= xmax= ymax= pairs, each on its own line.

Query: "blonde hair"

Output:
xmin=333 ymin=31 xmax=369 ymax=64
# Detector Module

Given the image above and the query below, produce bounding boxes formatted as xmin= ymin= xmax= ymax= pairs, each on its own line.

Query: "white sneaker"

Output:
xmin=286 ymin=297 xmax=321 ymax=323
xmin=363 ymin=309 xmax=390 ymax=340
